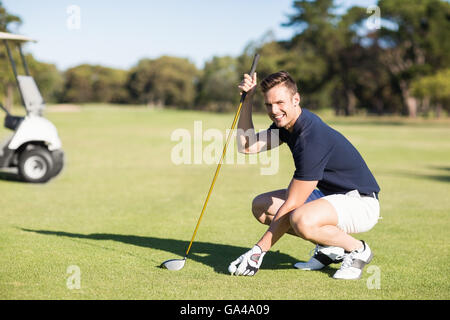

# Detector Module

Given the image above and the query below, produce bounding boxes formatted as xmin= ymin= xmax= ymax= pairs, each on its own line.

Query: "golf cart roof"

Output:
xmin=0 ymin=32 xmax=36 ymax=42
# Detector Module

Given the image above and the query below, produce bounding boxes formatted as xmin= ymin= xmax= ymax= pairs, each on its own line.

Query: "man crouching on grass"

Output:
xmin=228 ymin=71 xmax=381 ymax=280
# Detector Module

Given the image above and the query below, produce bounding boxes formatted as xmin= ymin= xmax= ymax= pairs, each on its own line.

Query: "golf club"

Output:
xmin=160 ymin=53 xmax=260 ymax=271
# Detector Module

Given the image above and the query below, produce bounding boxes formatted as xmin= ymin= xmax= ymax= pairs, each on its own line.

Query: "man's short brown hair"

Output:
xmin=260 ymin=71 xmax=298 ymax=95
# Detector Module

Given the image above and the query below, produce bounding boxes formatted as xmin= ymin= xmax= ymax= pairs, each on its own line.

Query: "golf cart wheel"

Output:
xmin=18 ymin=146 xmax=54 ymax=183
xmin=51 ymin=149 xmax=64 ymax=178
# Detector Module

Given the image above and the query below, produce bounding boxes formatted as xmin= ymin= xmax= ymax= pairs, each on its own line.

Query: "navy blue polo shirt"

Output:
xmin=268 ymin=108 xmax=380 ymax=196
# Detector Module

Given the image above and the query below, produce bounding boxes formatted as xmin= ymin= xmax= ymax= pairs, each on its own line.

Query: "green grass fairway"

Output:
xmin=1 ymin=105 xmax=449 ymax=299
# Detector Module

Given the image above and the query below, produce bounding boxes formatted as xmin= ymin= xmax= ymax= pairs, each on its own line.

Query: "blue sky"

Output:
xmin=3 ymin=0 xmax=377 ymax=71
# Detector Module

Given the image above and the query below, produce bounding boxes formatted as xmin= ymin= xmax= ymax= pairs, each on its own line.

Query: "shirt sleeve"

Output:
xmin=292 ymin=140 xmax=334 ymax=181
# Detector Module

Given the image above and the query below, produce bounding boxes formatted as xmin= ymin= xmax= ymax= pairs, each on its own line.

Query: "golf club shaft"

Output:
xmin=184 ymin=54 xmax=260 ymax=258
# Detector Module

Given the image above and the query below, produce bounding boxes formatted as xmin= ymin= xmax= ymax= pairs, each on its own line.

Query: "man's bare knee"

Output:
xmin=252 ymin=190 xmax=286 ymax=225
xmin=290 ymin=209 xmax=316 ymax=241
xmin=252 ymin=195 xmax=266 ymax=224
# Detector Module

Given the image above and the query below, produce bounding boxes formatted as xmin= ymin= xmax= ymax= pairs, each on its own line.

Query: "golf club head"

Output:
xmin=160 ymin=257 xmax=186 ymax=271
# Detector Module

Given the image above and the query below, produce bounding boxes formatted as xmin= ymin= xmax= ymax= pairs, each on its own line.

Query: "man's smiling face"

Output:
xmin=264 ymin=84 xmax=301 ymax=131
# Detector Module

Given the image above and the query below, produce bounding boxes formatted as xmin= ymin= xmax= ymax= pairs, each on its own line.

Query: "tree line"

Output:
xmin=1 ymin=0 xmax=449 ymax=117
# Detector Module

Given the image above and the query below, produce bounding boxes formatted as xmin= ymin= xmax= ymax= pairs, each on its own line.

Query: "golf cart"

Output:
xmin=0 ymin=32 xmax=64 ymax=183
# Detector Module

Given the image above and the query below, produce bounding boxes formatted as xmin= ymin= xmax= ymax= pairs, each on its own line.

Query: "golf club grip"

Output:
xmin=249 ymin=53 xmax=260 ymax=77
xmin=241 ymin=53 xmax=260 ymax=101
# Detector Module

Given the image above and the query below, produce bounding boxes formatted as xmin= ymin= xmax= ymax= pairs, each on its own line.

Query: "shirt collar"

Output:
xmin=289 ymin=108 xmax=304 ymax=136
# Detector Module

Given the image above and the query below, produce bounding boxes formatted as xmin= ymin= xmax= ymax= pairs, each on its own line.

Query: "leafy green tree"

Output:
xmin=377 ymin=0 xmax=450 ymax=117
xmin=0 ymin=1 xmax=21 ymax=109
xmin=91 ymin=67 xmax=129 ymax=103
xmin=0 ymin=1 xmax=20 ymax=32
xmin=61 ymin=65 xmax=94 ymax=103
xmin=196 ymin=56 xmax=239 ymax=112
xmin=60 ymin=64 xmax=129 ymax=104
xmin=126 ymin=56 xmax=198 ymax=108
xmin=412 ymin=69 xmax=450 ymax=117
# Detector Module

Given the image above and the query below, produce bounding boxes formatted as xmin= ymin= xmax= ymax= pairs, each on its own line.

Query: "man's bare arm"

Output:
xmin=236 ymin=73 xmax=282 ymax=154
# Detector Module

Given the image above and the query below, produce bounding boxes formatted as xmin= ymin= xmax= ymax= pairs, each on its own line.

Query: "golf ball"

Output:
xmin=228 ymin=264 xmax=237 ymax=274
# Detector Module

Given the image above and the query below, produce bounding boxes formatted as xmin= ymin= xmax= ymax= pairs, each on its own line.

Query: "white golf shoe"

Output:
xmin=294 ymin=244 xmax=345 ymax=270
xmin=333 ymin=240 xmax=373 ymax=280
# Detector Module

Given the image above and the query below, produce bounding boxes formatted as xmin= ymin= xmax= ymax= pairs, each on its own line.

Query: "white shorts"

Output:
xmin=306 ymin=189 xmax=380 ymax=234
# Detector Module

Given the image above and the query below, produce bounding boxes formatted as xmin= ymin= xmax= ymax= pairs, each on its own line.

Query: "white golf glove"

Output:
xmin=228 ymin=245 xmax=266 ymax=276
